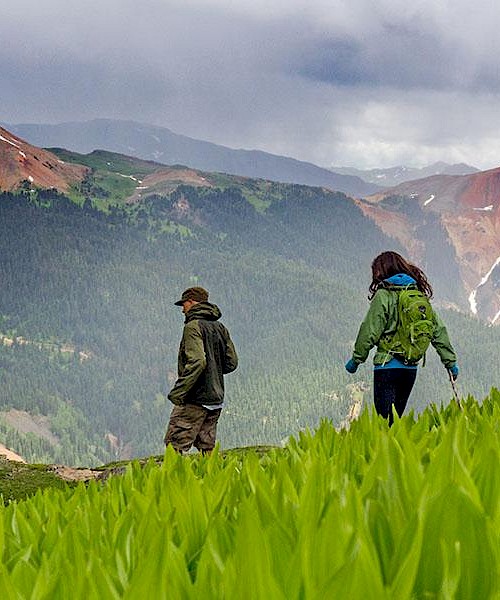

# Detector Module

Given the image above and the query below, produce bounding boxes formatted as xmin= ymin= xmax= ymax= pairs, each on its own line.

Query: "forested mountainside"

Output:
xmin=0 ymin=136 xmax=498 ymax=466
xmin=2 ymin=124 xmax=497 ymax=320
xmin=1 ymin=169 xmax=500 ymax=466
xmin=0 ymin=182 xmax=387 ymax=465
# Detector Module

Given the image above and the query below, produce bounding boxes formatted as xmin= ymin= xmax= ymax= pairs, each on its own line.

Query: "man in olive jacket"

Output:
xmin=164 ymin=287 xmax=238 ymax=453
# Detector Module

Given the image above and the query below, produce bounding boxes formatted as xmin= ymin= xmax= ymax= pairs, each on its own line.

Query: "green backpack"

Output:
xmin=382 ymin=287 xmax=435 ymax=365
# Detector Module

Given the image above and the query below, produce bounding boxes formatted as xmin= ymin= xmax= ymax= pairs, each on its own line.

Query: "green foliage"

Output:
xmin=2 ymin=394 xmax=500 ymax=596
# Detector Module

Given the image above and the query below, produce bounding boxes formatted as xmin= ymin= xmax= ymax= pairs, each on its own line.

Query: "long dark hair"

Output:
xmin=368 ymin=251 xmax=433 ymax=299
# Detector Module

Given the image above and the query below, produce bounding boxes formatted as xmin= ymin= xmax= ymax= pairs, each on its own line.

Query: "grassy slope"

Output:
xmin=48 ymin=148 xmax=162 ymax=177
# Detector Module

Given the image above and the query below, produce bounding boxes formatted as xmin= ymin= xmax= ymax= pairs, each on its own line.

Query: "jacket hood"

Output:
xmin=185 ymin=302 xmax=222 ymax=323
xmin=384 ymin=273 xmax=417 ymax=286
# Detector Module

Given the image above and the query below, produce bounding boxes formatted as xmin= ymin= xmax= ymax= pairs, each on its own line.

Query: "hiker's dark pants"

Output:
xmin=373 ymin=368 xmax=417 ymax=425
xmin=164 ymin=404 xmax=222 ymax=453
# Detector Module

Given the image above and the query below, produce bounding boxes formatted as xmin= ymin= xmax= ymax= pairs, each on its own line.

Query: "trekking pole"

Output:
xmin=448 ymin=369 xmax=462 ymax=410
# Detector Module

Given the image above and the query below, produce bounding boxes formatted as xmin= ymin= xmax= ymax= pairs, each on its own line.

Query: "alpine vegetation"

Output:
xmin=1 ymin=390 xmax=500 ymax=598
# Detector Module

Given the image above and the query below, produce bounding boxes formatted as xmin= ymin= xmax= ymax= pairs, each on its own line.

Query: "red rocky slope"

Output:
xmin=0 ymin=126 xmax=88 ymax=192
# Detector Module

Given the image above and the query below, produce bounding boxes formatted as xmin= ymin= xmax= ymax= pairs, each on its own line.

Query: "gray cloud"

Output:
xmin=295 ymin=17 xmax=500 ymax=93
xmin=296 ymin=32 xmax=467 ymax=91
xmin=1 ymin=0 xmax=500 ymax=169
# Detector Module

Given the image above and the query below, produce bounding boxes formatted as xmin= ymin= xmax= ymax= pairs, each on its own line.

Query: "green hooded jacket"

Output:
xmin=168 ymin=302 xmax=238 ymax=406
xmin=352 ymin=288 xmax=457 ymax=368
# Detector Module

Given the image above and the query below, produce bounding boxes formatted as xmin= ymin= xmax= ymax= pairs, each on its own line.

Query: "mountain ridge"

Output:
xmin=4 ymin=119 xmax=380 ymax=197
xmin=333 ymin=161 xmax=480 ymax=187
xmin=2 ymin=125 xmax=499 ymax=325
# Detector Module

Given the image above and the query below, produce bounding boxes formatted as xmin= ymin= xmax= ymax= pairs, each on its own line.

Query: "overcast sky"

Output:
xmin=1 ymin=0 xmax=500 ymax=169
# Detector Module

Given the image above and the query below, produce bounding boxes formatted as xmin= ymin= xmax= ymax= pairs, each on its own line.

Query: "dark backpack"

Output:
xmin=382 ymin=287 xmax=435 ymax=364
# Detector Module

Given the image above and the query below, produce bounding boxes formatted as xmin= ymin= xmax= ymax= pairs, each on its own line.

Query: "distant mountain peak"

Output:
xmin=331 ymin=162 xmax=480 ymax=187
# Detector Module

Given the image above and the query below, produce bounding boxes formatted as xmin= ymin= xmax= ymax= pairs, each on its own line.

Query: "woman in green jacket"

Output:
xmin=345 ymin=251 xmax=459 ymax=424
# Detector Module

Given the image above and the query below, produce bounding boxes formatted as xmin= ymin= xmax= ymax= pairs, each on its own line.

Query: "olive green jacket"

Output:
xmin=352 ymin=288 xmax=457 ymax=368
xmin=168 ymin=302 xmax=238 ymax=406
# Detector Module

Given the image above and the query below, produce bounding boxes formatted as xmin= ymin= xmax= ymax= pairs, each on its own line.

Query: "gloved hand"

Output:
xmin=345 ymin=358 xmax=359 ymax=374
xmin=449 ymin=364 xmax=459 ymax=381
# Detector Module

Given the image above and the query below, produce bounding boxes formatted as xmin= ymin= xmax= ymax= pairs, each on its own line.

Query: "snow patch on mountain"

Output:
xmin=491 ymin=307 xmax=500 ymax=325
xmin=468 ymin=255 xmax=500 ymax=316
xmin=0 ymin=134 xmax=20 ymax=149
xmin=117 ymin=173 xmax=141 ymax=183
xmin=473 ymin=205 xmax=494 ymax=211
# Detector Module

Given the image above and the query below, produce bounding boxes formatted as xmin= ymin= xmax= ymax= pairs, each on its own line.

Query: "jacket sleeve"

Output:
xmin=168 ymin=321 xmax=207 ymax=405
xmin=431 ymin=310 xmax=457 ymax=369
xmin=352 ymin=290 xmax=391 ymax=364
xmin=223 ymin=330 xmax=238 ymax=374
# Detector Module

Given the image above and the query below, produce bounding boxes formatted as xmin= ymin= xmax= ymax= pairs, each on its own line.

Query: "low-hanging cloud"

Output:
xmin=1 ymin=0 xmax=500 ymax=169
xmin=294 ymin=13 xmax=500 ymax=93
